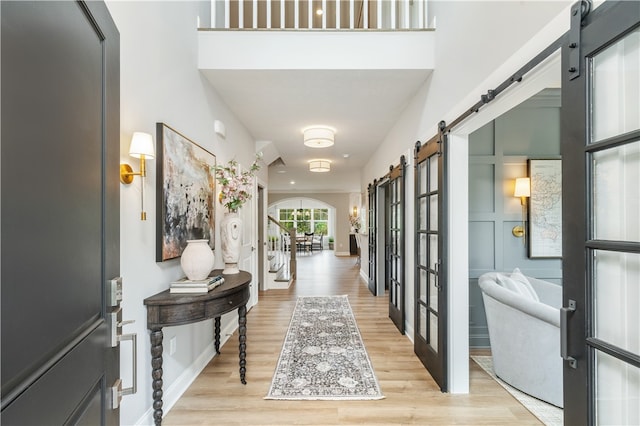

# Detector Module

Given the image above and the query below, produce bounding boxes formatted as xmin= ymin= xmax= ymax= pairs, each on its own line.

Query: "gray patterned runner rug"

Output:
xmin=265 ymin=295 xmax=384 ymax=400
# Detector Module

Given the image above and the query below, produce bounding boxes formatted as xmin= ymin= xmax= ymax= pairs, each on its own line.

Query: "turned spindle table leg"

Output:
xmin=150 ymin=328 xmax=164 ymax=425
xmin=238 ymin=304 xmax=247 ymax=384
xmin=214 ymin=316 xmax=221 ymax=354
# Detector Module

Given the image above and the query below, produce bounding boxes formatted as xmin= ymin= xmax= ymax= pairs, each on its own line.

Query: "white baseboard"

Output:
xmin=359 ymin=270 xmax=368 ymax=283
xmin=404 ymin=323 xmax=415 ymax=344
xmin=334 ymin=251 xmax=351 ymax=257
xmin=135 ymin=320 xmax=238 ymax=425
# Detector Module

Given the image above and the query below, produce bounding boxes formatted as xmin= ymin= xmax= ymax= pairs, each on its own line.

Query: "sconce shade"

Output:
xmin=129 ymin=132 xmax=155 ymax=159
xmin=309 ymin=159 xmax=331 ymax=172
xmin=514 ymin=177 xmax=531 ymax=198
xmin=303 ymin=126 xmax=335 ymax=148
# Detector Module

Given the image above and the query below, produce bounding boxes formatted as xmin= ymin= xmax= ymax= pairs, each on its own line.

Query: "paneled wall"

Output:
xmin=468 ymin=89 xmax=562 ymax=348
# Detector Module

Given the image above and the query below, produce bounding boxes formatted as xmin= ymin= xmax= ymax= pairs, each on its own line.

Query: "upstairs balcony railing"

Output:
xmin=211 ymin=0 xmax=429 ymax=30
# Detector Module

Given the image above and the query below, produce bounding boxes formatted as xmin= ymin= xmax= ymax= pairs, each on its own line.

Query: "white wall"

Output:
xmin=105 ymin=2 xmax=266 ymax=424
xmin=361 ymin=0 xmax=572 ymax=393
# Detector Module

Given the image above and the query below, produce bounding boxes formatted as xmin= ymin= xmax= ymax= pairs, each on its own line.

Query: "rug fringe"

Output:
xmin=264 ymin=396 xmax=385 ymax=401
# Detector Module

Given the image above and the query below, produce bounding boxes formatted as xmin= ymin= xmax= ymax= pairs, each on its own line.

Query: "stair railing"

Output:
xmin=267 ymin=215 xmax=296 ymax=280
xmin=210 ymin=0 xmax=429 ymax=30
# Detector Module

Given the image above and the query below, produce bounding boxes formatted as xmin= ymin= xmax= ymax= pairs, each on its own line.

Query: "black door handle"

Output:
xmin=560 ymin=299 xmax=577 ymax=369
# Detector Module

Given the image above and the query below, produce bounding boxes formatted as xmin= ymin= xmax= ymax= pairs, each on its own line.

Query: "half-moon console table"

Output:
xmin=143 ymin=270 xmax=251 ymax=425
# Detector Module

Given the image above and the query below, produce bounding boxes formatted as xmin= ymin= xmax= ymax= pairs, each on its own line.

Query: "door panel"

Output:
xmin=1 ymin=1 xmax=120 ymax=423
xmin=414 ymin=134 xmax=448 ymax=391
xmin=561 ymin=2 xmax=639 ymax=424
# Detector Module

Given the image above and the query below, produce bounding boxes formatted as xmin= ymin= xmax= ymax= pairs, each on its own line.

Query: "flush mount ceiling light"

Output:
xmin=309 ymin=159 xmax=331 ymax=172
xmin=303 ymin=126 xmax=335 ymax=148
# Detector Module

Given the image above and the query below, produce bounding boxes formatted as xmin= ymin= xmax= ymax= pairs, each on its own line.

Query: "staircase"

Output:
xmin=266 ymin=216 xmax=296 ymax=289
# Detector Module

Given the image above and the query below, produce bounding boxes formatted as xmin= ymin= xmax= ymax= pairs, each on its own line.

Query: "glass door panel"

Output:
xmin=429 ymin=155 xmax=438 ymax=191
xmin=419 ymin=269 xmax=427 ymax=303
xmin=594 ymin=250 xmax=640 ymax=355
xmin=596 ymin=350 xmax=640 ymax=425
xmin=429 ymin=312 xmax=438 ymax=352
xmin=429 ymin=273 xmax=438 ymax=311
xmin=429 ymin=195 xmax=438 ymax=229
xmin=592 ymin=141 xmax=640 ymax=242
xmin=591 ymin=28 xmax=640 ymax=143
xmin=419 ymin=161 xmax=428 ymax=194
xmin=419 ymin=305 xmax=427 ymax=340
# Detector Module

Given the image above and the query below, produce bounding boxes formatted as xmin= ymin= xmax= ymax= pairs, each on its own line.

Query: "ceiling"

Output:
xmin=201 ymin=68 xmax=432 ymax=193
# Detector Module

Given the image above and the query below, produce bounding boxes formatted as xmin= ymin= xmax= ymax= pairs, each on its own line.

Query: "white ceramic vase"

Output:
xmin=220 ymin=212 xmax=242 ymax=274
xmin=180 ymin=239 xmax=214 ymax=281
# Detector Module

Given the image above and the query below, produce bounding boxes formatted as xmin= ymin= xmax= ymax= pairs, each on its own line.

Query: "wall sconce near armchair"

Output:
xmin=120 ymin=132 xmax=155 ymax=220
xmin=512 ymin=177 xmax=530 ymax=240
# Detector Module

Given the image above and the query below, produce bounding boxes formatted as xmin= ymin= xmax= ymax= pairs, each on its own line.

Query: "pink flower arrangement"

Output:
xmin=214 ymin=156 xmax=261 ymax=213
xmin=349 ymin=214 xmax=362 ymax=230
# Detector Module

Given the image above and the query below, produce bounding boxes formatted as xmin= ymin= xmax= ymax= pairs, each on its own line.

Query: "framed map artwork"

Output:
xmin=528 ymin=159 xmax=562 ymax=258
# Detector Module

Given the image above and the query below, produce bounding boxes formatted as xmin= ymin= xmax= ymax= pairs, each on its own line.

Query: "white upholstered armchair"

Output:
xmin=478 ymin=270 xmax=564 ymax=408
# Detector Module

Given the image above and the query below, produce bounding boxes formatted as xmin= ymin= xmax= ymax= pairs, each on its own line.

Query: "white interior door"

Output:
xmin=240 ymin=179 xmax=258 ymax=308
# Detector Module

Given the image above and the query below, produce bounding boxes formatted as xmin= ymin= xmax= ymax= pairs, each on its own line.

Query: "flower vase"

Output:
xmin=180 ymin=239 xmax=214 ymax=281
xmin=221 ymin=212 xmax=242 ymax=274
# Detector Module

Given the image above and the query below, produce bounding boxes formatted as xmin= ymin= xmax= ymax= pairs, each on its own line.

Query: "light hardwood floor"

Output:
xmin=164 ymin=251 xmax=541 ymax=425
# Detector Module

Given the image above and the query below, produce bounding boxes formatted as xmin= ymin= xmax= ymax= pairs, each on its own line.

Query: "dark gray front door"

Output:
xmin=414 ymin=133 xmax=448 ymax=391
xmin=1 ymin=1 xmax=120 ymax=424
xmin=561 ymin=1 xmax=639 ymax=424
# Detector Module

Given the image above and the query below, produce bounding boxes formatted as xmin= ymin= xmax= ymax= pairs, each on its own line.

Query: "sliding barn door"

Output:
xmin=561 ymin=1 xmax=639 ymax=424
xmin=368 ymin=182 xmax=378 ymax=295
xmin=386 ymin=158 xmax=406 ymax=334
xmin=414 ymin=132 xmax=448 ymax=391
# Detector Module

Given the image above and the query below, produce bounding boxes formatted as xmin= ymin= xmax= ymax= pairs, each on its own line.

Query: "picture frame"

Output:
xmin=156 ymin=123 xmax=216 ymax=262
xmin=528 ymin=158 xmax=562 ymax=258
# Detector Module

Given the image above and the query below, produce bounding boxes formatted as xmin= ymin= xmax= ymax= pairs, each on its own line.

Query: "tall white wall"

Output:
xmin=361 ymin=0 xmax=572 ymax=393
xmin=105 ymin=2 xmax=266 ymax=424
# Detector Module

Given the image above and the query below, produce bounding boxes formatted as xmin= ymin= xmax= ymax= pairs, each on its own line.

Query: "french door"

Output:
xmin=386 ymin=157 xmax=406 ymax=334
xmin=414 ymin=132 xmax=448 ymax=391
xmin=561 ymin=1 xmax=639 ymax=424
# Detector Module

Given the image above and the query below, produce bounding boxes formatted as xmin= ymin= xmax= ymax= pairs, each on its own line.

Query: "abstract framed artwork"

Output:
xmin=156 ymin=123 xmax=216 ymax=262
xmin=528 ymin=158 xmax=562 ymax=258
